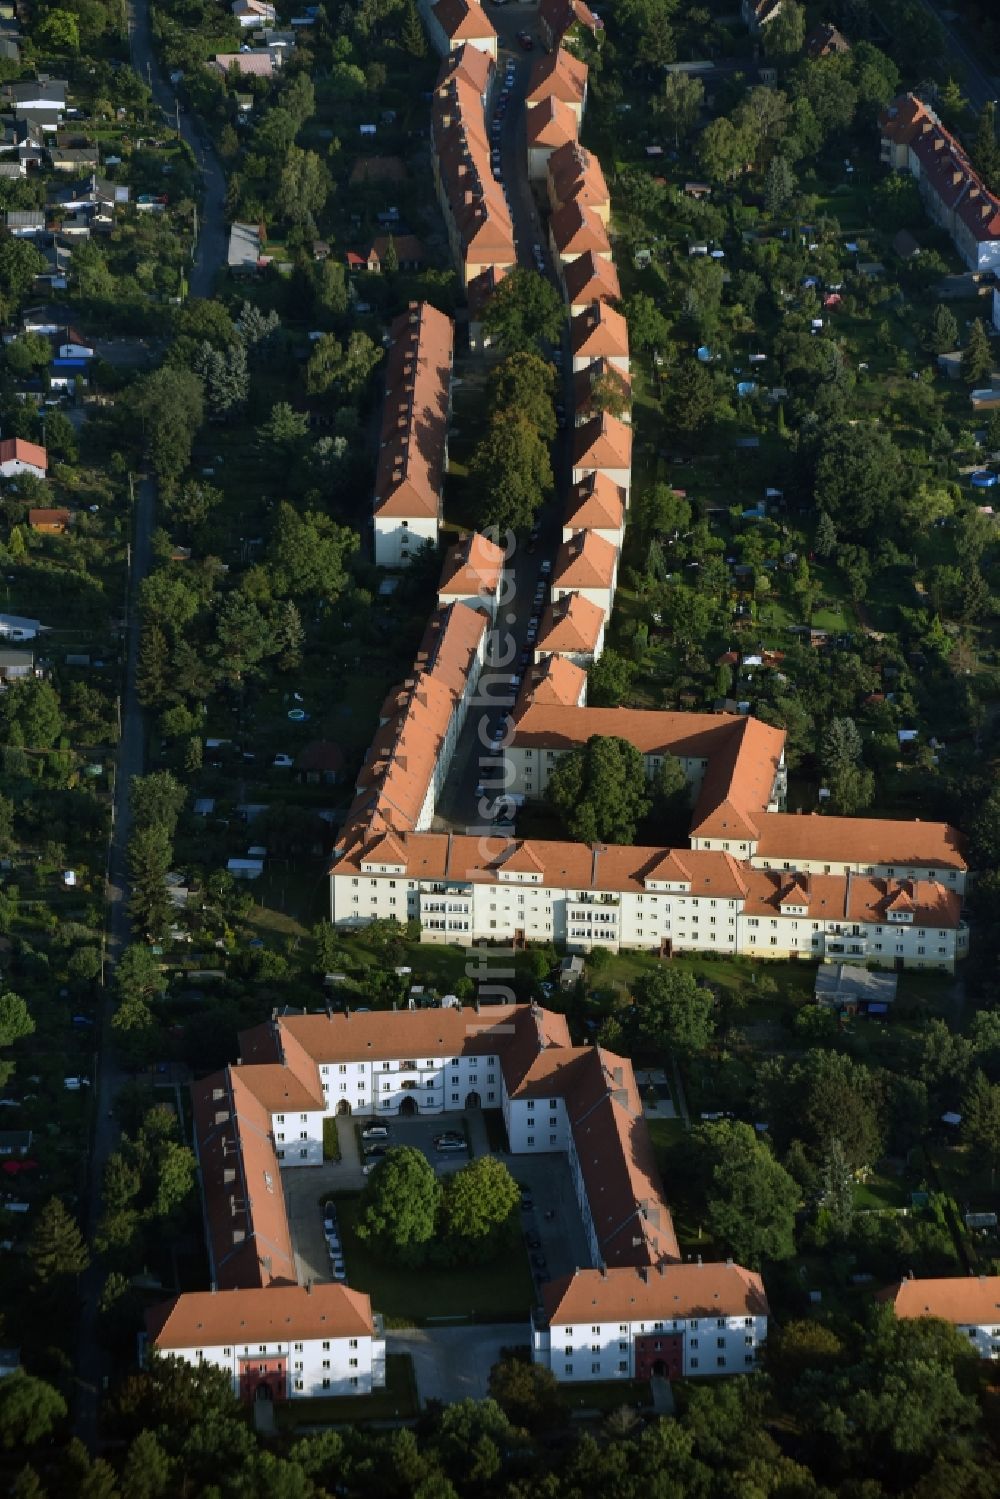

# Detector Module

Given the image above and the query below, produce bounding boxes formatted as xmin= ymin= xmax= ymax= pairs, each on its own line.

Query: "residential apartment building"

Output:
xmin=421 ymin=0 xmax=497 ymax=59
xmin=565 ymin=250 xmax=620 ymax=313
xmin=573 ymin=359 xmax=632 ymax=425
xmin=533 ymin=590 xmax=607 ymax=668
xmin=571 ymin=412 xmax=632 ymax=501
xmin=223 ymin=1001 xmax=764 ymax=1384
xmin=880 ymin=1276 xmax=1000 ymax=1359
xmin=880 ymin=93 xmax=1000 ymax=272
xmin=533 ymin=1264 xmax=769 ymax=1382
xmin=551 ymin=528 xmax=619 ymax=615
xmin=346 ymin=601 xmax=487 ymax=836
xmin=538 ymin=0 xmax=602 ymax=55
xmin=571 ymin=301 xmax=629 ymax=378
xmin=526 ymin=97 xmax=580 ymax=181
xmin=548 ymin=142 xmax=609 ymax=225
xmin=437 ymin=530 xmax=507 ymax=619
xmin=431 ymin=44 xmax=515 ymax=289
xmin=525 ymin=48 xmax=589 ymax=125
xmin=0 ymin=437 xmax=46 ymax=478
xmin=373 ymin=301 xmax=454 ymax=568
xmin=146 ymin=1285 xmax=385 ymax=1402
xmin=329 ymin=827 xmax=966 ymax=968
xmin=563 ymin=473 xmax=626 ymax=548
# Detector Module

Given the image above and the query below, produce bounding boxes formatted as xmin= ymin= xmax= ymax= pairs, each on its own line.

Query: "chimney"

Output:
xmin=657 ymin=1262 xmax=665 ymax=1276
xmin=697 ymin=1254 xmax=703 ymax=1266
xmin=600 ymin=1264 xmax=607 ymax=1278
xmin=639 ymin=1266 xmax=648 ymax=1282
xmin=306 ymin=1281 xmax=313 ymax=1295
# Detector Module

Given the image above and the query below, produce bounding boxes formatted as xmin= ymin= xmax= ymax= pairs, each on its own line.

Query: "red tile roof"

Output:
xmin=572 ymin=410 xmax=632 ymax=469
xmin=541 ymin=1262 xmax=768 ymax=1326
xmin=564 ymin=250 xmax=620 ymax=306
xmin=432 ymin=0 xmax=496 ymax=42
xmin=564 ymin=472 xmax=626 ymax=533
xmin=526 ymin=96 xmax=579 ymax=151
xmin=535 ymin=590 xmax=606 ymax=653
xmin=879 ymin=1275 xmax=1000 ymax=1325
xmin=374 ymin=301 xmax=453 ymax=522
xmin=550 ymin=199 xmax=610 ymax=257
xmin=571 ymin=300 xmax=629 ymax=360
xmin=147 ymin=1283 xmax=376 ymax=1350
xmin=553 ymin=527 xmax=618 ymax=589
xmin=754 ymin=813 xmax=966 ymax=872
xmin=526 ymin=48 xmax=588 ymax=111
xmin=0 ymin=437 xmax=47 ymax=470
xmin=438 ymin=530 xmax=505 ymax=598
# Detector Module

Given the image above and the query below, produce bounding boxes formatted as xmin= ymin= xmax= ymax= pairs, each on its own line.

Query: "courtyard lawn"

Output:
xmin=853 ymin=1173 xmax=909 ymax=1212
xmin=559 ymin=1378 xmax=654 ymax=1414
xmin=274 ymin=1353 xmax=419 ymax=1429
xmin=333 ymin=1195 xmax=535 ymax=1326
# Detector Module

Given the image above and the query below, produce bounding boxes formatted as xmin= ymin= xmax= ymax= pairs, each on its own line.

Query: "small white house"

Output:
xmin=0 ymin=614 xmax=44 ymax=641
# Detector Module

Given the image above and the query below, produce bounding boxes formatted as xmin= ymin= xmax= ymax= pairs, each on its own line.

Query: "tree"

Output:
xmin=961 ymin=318 xmax=993 ymax=386
xmin=973 ymin=101 xmax=1000 ymax=194
xmin=0 ymin=239 xmax=46 ymax=310
xmin=691 ymin=1121 xmax=798 ymax=1267
xmin=814 ymin=421 xmax=902 ymax=535
xmin=0 ymin=1371 xmax=67 ymax=1449
xmin=482 ymin=269 xmax=565 ymax=354
xmin=818 ymin=1136 xmax=855 ymax=1239
xmin=277 ymin=146 xmax=332 ymax=227
xmin=764 ymin=1320 xmax=844 ymax=1389
xmin=926 ymin=303 xmax=959 ymax=355
xmin=962 ymin=1070 xmax=1000 ymax=1179
xmin=268 ymin=503 xmax=357 ymax=600
xmin=441 ymin=1156 xmax=519 ymax=1259
xmin=130 ymin=771 xmax=186 ymax=839
xmin=656 ymin=72 xmax=704 ymax=148
xmin=29 ymin=1196 xmax=90 ymax=1286
xmin=547 ymin=735 xmax=651 ymax=845
xmin=120 ymin=1430 xmax=175 ymax=1499
xmin=5 ymin=331 xmax=53 ymax=376
xmin=696 ymin=116 xmax=753 ymax=181
xmin=648 ymin=754 xmax=690 ymax=840
xmin=356 ymin=1146 xmax=442 ymax=1264
xmin=115 ymin=944 xmax=167 ymax=1004
xmin=667 ymin=360 xmax=716 ymax=448
xmin=489 ymin=353 xmax=556 ymax=439
xmin=191 ymin=339 xmax=249 ymax=420
xmin=401 ymin=0 xmax=427 ymax=55
xmin=488 ymin=1358 xmax=563 ymax=1433
xmin=235 ymin=301 xmax=281 ymax=354
xmin=821 ymin=716 xmax=863 ymax=777
xmin=763 ymin=0 xmax=804 ymax=58
xmin=129 ymin=367 xmax=204 ymax=482
xmin=624 ymin=291 xmax=669 ymax=355
xmin=769 ymin=1050 xmax=884 ymax=1170
xmin=470 ymin=412 xmax=553 ymax=535
xmin=0 ymin=677 xmax=62 ymax=748
xmin=138 ymin=623 xmax=170 ymax=709
xmin=814 ymin=510 xmax=837 ymax=558
xmin=127 ymin=824 xmax=172 ymax=940
xmin=587 ymin=648 xmax=635 ymax=707
xmin=764 ymin=154 xmax=796 ymax=217
xmin=633 ymin=966 xmax=715 ymax=1055
xmin=0 ymin=990 xmax=33 ymax=1047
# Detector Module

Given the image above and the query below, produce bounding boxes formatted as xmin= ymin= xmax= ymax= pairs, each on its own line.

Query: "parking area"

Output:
xmin=507 ymin=1152 xmax=596 ymax=1289
xmin=282 ymin=1161 xmax=346 ymax=1286
xmin=355 ymin=1109 xmax=491 ymax=1177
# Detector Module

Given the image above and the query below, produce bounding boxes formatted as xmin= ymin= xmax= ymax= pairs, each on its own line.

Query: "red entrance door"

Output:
xmin=634 ymin=1331 xmax=683 ymax=1380
xmin=239 ymin=1355 xmax=288 ymax=1403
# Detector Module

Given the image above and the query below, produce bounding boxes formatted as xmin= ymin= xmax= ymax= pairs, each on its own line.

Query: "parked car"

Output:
xmin=532 ymin=1254 xmax=548 ymax=1271
xmin=526 ymin=1233 xmax=541 ymax=1249
xmin=540 ymin=559 xmax=552 ymax=576
xmin=517 ymin=30 xmax=534 ymax=48
xmin=64 ymin=1077 xmax=90 ymax=1090
xmin=364 ymin=1144 xmax=388 ymax=1159
xmin=323 ymin=1199 xmax=337 ymax=1223
xmin=361 ymin=1125 xmax=389 ymax=1141
xmin=437 ymin=1139 xmax=469 ymax=1153
xmin=434 ymin=1131 xmax=465 ymax=1146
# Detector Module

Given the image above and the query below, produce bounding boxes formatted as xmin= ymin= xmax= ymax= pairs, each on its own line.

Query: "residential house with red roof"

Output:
xmin=526 ymin=48 xmax=589 ymax=123
xmin=879 ymin=1276 xmax=1000 ymax=1359
xmin=571 ymin=300 xmax=629 ymax=376
xmin=564 ymin=249 xmax=620 ymax=313
xmin=880 ymin=93 xmax=1000 ymax=271
xmin=373 ymin=301 xmax=454 ymax=568
xmin=551 ymin=528 xmax=619 ymax=615
xmin=533 ymin=591 xmax=607 ymax=669
xmin=437 ymin=530 xmax=506 ymax=619
xmin=146 ymin=1285 xmax=385 ymax=1403
xmin=0 ymin=437 xmax=46 ymax=478
xmin=431 ymin=44 xmax=515 ymax=287
xmin=526 ymin=97 xmax=579 ymax=181
xmin=562 ymin=472 xmax=626 ymax=548
xmin=571 ymin=411 xmax=633 ymax=500
xmin=422 ymin=0 xmax=497 ymax=58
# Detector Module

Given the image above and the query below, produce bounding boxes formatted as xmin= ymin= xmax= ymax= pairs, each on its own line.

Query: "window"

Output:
xmin=322 ymin=1359 xmax=330 ymax=1369
xmin=526 ymin=1135 xmax=534 ymax=1146
xmin=349 ymin=1338 xmax=358 ymax=1349
xmin=690 ymin=1358 xmax=699 ymax=1369
xmin=690 ymin=1338 xmax=698 ymax=1349
xmin=275 ymin=1114 xmax=284 ymax=1123
xmin=717 ymin=1356 xmax=726 ymax=1367
xmin=717 ymin=1337 xmax=726 ymax=1348
xmin=592 ymin=1362 xmax=600 ymax=1374
xmin=717 ymin=1319 xmax=726 ymax=1328
xmin=349 ymin=1358 xmax=359 ymax=1368
xmin=564 ymin=1364 xmax=573 ymax=1375
xmin=294 ymin=1342 xmax=303 ymax=1352
xmin=618 ymin=1360 xmax=628 ymax=1371
xmin=295 ymin=1379 xmax=304 ymax=1391
xmin=322 ymin=1378 xmax=331 ymax=1389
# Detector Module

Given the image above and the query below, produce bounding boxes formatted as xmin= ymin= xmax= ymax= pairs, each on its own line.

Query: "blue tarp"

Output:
xmin=970 ymin=470 xmax=998 ymax=488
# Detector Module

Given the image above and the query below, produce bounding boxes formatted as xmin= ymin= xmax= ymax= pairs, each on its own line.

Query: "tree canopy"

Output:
xmin=547 ymin=735 xmax=651 ymax=844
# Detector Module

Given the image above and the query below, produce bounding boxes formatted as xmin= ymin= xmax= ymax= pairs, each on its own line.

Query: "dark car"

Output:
xmin=364 ymin=1144 xmax=388 ymax=1159
xmin=532 ymin=1254 xmax=548 ymax=1270
xmin=526 ymin=1233 xmax=542 ymax=1249
xmin=521 ymin=1196 xmax=534 ymax=1212
xmin=517 ymin=30 xmax=534 ymax=48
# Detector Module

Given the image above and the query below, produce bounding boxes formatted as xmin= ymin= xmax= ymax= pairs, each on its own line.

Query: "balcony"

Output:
xmin=568 ymin=893 xmax=620 ymax=907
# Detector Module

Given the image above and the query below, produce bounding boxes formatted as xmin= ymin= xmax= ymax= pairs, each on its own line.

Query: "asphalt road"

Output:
xmin=73 ymin=0 xmax=229 ymax=1446
xmin=126 ymin=0 xmax=227 ymax=297
xmin=909 ymin=0 xmax=998 ymax=112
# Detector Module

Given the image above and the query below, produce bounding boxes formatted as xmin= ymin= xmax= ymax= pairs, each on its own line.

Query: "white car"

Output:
xmin=273 ymin=753 xmax=294 ymax=768
xmin=64 ymin=1077 xmax=91 ymax=1090
xmin=540 ymin=559 xmax=552 ymax=576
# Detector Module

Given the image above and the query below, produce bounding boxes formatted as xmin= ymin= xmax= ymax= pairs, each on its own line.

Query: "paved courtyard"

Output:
xmin=387 ymin=1325 xmax=530 ymax=1405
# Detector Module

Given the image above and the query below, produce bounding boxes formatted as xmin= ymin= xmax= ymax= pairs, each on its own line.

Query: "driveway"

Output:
xmin=506 ymin=1150 xmax=595 ymax=1285
xmin=387 ymin=1324 xmax=529 ymax=1404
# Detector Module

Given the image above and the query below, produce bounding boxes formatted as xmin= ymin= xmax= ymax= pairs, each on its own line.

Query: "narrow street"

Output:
xmin=434 ymin=17 xmax=575 ymax=831
xmin=73 ymin=0 xmax=229 ymax=1447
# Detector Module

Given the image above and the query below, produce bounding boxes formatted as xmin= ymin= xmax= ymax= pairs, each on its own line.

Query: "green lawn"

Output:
xmin=274 ymin=1353 xmax=419 ymax=1428
xmin=559 ymin=1378 xmax=654 ymax=1414
xmin=333 ymin=1195 xmax=535 ymax=1326
xmin=853 ymin=1173 xmax=909 ymax=1212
